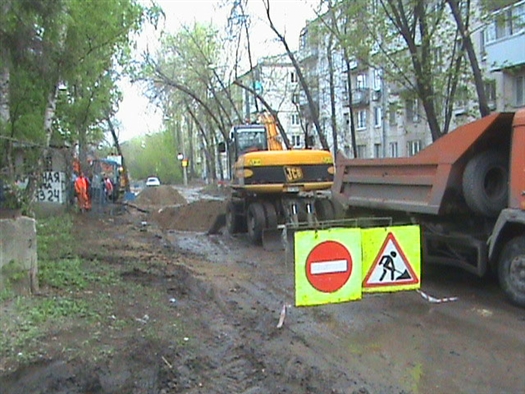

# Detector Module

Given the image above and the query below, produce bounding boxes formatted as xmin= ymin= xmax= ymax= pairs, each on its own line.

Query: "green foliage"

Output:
xmin=122 ymin=131 xmax=183 ymax=183
xmin=37 ymin=215 xmax=74 ymax=261
xmin=38 ymin=258 xmax=88 ymax=290
xmin=25 ymin=296 xmax=94 ymax=323
xmin=1 ymin=0 xmax=148 ymax=184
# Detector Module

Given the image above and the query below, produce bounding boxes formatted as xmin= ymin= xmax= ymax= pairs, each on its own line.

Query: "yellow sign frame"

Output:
xmin=295 ymin=228 xmax=362 ymax=306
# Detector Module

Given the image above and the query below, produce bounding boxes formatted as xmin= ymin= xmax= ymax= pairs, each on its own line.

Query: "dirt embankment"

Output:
xmin=133 ymin=185 xmax=227 ymax=232
xmin=152 ymin=200 xmax=227 ymax=232
xmin=135 ymin=185 xmax=187 ymax=206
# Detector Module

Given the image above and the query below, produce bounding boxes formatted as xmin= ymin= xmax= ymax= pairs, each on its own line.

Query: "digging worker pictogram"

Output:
xmin=379 ymin=251 xmax=397 ymax=281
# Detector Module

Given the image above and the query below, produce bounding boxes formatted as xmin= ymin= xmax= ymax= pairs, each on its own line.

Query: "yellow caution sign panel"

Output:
xmin=295 ymin=228 xmax=362 ymax=306
xmin=362 ymin=226 xmax=421 ymax=293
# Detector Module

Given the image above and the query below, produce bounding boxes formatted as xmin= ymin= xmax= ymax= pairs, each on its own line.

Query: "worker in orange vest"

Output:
xmin=74 ymin=172 xmax=91 ymax=212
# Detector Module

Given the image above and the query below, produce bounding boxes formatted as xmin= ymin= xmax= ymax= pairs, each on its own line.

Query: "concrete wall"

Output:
xmin=0 ymin=216 xmax=38 ymax=294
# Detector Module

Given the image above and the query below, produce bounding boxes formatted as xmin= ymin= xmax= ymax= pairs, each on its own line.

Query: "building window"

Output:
xmin=357 ymin=144 xmax=367 ymax=158
xmin=433 ymin=47 xmax=442 ymax=67
xmin=455 ymin=86 xmax=469 ymax=111
xmin=374 ymin=143 xmax=382 ymax=158
xmin=406 ymin=98 xmax=419 ymax=123
xmin=516 ymin=75 xmax=525 ymax=107
xmin=290 ymin=71 xmax=297 ymax=83
xmin=292 ymin=93 xmax=300 ymax=104
xmin=407 ymin=140 xmax=422 ymax=156
xmin=344 ymin=112 xmax=349 ymax=126
xmin=389 ymin=142 xmax=398 ymax=158
xmin=372 ymin=69 xmax=382 ymax=91
xmin=291 ymin=135 xmax=302 ymax=147
xmin=485 ymin=79 xmax=497 ymax=109
xmin=342 ymin=77 xmax=349 ymax=101
xmin=356 ymin=110 xmax=367 ymax=130
xmin=356 ymin=73 xmax=368 ymax=89
xmin=486 ymin=3 xmax=525 ymax=44
xmin=374 ymin=107 xmax=382 ymax=128
xmin=389 ymin=104 xmax=397 ymax=126
xmin=291 ymin=113 xmax=300 ymax=125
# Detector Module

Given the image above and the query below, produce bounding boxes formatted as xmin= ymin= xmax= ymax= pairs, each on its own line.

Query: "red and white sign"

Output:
xmin=306 ymin=240 xmax=353 ymax=293
xmin=363 ymin=233 xmax=419 ymax=288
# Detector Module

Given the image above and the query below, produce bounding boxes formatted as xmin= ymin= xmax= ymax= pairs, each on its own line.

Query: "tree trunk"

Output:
xmin=327 ymin=35 xmax=338 ymax=157
xmin=106 ymin=117 xmax=131 ymax=192
xmin=262 ymin=0 xmax=329 ymax=151
xmin=446 ymin=0 xmax=490 ymax=117
xmin=344 ymin=56 xmax=357 ymax=158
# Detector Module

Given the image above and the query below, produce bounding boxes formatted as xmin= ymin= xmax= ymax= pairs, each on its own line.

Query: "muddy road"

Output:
xmin=167 ymin=185 xmax=525 ymax=393
xmin=1 ymin=184 xmax=524 ymax=393
xmin=167 ymin=226 xmax=525 ymax=394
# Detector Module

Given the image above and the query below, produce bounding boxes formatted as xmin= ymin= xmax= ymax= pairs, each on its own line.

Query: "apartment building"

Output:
xmin=297 ymin=0 xmax=525 ymax=159
xmin=233 ymin=54 xmax=304 ymax=148
xmin=483 ymin=0 xmax=525 ymax=110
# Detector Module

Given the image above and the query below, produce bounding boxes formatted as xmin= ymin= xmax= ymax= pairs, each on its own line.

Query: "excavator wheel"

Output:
xmin=261 ymin=202 xmax=282 ymax=251
xmin=226 ymin=201 xmax=244 ymax=234
xmin=262 ymin=201 xmax=278 ymax=228
xmin=247 ymin=202 xmax=266 ymax=245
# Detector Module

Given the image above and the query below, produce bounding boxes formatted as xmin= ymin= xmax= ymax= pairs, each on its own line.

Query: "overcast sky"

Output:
xmin=115 ymin=0 xmax=317 ymax=142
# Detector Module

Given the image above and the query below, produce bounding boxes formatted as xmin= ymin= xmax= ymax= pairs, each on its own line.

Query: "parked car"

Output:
xmin=145 ymin=176 xmax=160 ymax=187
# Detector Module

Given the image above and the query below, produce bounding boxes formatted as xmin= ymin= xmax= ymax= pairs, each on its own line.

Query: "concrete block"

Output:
xmin=0 ymin=216 xmax=38 ymax=294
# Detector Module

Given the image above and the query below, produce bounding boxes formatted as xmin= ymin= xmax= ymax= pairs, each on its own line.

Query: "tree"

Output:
xmin=146 ymin=22 xmax=233 ymax=182
xmin=0 ymin=0 xmax=146 ymax=211
xmin=262 ymin=0 xmax=330 ymax=150
xmin=446 ymin=0 xmax=490 ymax=117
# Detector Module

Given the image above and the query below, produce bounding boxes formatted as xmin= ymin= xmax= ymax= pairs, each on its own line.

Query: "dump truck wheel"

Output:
xmin=498 ymin=235 xmax=525 ymax=307
xmin=247 ymin=202 xmax=266 ymax=244
xmin=462 ymin=150 xmax=508 ymax=217
xmin=226 ymin=201 xmax=244 ymax=234
xmin=262 ymin=201 xmax=278 ymax=229
xmin=315 ymin=199 xmax=335 ymax=221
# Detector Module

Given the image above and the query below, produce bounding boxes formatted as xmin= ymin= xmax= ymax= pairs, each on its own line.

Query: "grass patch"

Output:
xmin=36 ymin=215 xmax=74 ymax=261
xmin=0 ymin=214 xmax=121 ymax=365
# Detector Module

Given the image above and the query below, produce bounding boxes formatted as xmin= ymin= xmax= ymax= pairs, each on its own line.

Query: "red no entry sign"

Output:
xmin=306 ymin=240 xmax=353 ymax=293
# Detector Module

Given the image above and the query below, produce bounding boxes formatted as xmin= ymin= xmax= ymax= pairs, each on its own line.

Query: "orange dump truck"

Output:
xmin=332 ymin=108 xmax=525 ymax=307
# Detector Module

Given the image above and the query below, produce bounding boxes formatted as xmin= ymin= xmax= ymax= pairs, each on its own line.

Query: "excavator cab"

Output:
xmin=231 ymin=125 xmax=268 ymax=158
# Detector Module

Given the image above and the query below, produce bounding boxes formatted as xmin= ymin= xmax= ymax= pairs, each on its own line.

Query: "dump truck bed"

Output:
xmin=332 ymin=112 xmax=515 ymax=215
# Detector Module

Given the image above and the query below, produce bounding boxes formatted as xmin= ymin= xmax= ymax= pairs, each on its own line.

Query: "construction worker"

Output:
xmin=74 ymin=172 xmax=91 ymax=212
xmin=104 ymin=176 xmax=114 ymax=202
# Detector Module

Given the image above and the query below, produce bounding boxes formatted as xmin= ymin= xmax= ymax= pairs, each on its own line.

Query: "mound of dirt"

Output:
xmin=135 ymin=185 xmax=186 ymax=206
xmin=152 ymin=199 xmax=227 ymax=232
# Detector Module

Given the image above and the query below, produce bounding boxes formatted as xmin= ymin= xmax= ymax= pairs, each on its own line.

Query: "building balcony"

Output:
xmin=297 ymin=47 xmax=318 ymax=62
xmin=485 ymin=31 xmax=525 ymax=71
xmin=343 ymin=88 xmax=370 ymax=107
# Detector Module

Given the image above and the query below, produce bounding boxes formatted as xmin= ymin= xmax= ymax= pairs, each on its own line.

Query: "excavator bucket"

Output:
xmin=207 ymin=213 xmax=226 ymax=235
xmin=262 ymin=227 xmax=286 ymax=251
xmin=262 ymin=225 xmax=297 ymax=255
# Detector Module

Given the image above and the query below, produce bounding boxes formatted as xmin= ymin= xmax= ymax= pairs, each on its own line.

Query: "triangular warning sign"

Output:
xmin=363 ymin=232 xmax=419 ymax=288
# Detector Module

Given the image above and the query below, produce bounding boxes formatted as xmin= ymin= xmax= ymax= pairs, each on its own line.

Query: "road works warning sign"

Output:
xmin=362 ymin=226 xmax=421 ymax=293
xmin=295 ymin=228 xmax=362 ymax=306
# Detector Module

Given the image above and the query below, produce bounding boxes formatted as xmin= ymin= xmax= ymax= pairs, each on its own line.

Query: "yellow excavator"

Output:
xmin=219 ymin=113 xmax=337 ymax=248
